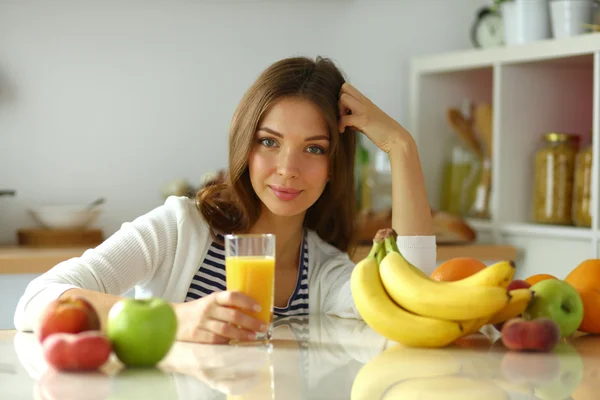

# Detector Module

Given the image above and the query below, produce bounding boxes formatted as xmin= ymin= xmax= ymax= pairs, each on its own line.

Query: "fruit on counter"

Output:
xmin=489 ymin=287 xmax=533 ymax=327
xmin=524 ymin=279 xmax=584 ymax=338
xmin=378 ymin=238 xmax=510 ymax=321
xmin=350 ymin=235 xmax=467 ymax=348
xmin=42 ymin=331 xmax=112 ymax=372
xmin=350 ymin=229 xmax=515 ymax=348
xmin=430 ymin=257 xmax=486 ymax=282
xmin=524 ymin=273 xmax=557 ymax=286
xmin=500 ymin=317 xmax=560 ymax=352
xmin=451 ymin=259 xmax=515 ymax=288
xmin=350 ymin=344 xmax=462 ymax=400
xmin=107 ymin=297 xmax=177 ymax=367
xmin=506 ymin=279 xmax=532 ymax=292
xmin=378 ymin=375 xmax=509 ymax=400
xmin=490 ymin=281 xmax=533 ymax=331
xmin=565 ymin=259 xmax=600 ymax=334
xmin=38 ymin=296 xmax=101 ymax=343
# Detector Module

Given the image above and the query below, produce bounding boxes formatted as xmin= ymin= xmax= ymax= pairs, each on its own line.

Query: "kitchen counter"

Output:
xmin=0 ymin=244 xmax=518 ymax=274
xmin=1 ymin=315 xmax=597 ymax=399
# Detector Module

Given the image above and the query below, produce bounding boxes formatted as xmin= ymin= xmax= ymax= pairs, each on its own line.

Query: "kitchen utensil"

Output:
xmin=470 ymin=104 xmax=494 ymax=219
xmin=447 ymin=108 xmax=482 ymax=158
xmin=474 ymin=104 xmax=493 ymax=158
xmin=86 ymin=197 xmax=105 ymax=210
xmin=29 ymin=205 xmax=102 ymax=229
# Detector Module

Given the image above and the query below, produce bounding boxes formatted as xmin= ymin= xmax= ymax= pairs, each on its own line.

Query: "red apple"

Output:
xmin=507 ymin=279 xmax=532 ymax=291
xmin=501 ymin=317 xmax=560 ymax=352
xmin=38 ymin=296 xmax=101 ymax=343
xmin=42 ymin=331 xmax=112 ymax=372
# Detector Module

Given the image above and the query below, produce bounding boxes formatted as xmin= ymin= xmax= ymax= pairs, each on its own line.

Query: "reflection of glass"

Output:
xmin=225 ymin=234 xmax=275 ymax=343
xmin=226 ymin=357 xmax=275 ymax=400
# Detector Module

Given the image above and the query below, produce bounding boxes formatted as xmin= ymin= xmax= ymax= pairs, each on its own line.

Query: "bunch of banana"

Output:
xmin=350 ymin=228 xmax=532 ymax=348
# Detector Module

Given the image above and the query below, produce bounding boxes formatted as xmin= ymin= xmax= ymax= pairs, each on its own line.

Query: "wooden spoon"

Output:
xmin=474 ymin=104 xmax=493 ymax=158
xmin=446 ymin=108 xmax=482 ymax=158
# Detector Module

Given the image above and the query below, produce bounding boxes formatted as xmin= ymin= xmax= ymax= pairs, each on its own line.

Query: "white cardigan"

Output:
xmin=13 ymin=196 xmax=437 ymax=331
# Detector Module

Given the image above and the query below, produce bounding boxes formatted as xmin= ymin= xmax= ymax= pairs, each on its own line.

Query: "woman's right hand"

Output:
xmin=174 ymin=291 xmax=268 ymax=344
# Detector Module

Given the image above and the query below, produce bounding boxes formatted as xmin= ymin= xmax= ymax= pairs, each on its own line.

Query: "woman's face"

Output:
xmin=248 ymin=97 xmax=331 ymax=219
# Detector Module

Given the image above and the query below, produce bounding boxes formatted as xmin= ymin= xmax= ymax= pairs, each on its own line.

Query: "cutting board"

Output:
xmin=17 ymin=228 xmax=104 ymax=248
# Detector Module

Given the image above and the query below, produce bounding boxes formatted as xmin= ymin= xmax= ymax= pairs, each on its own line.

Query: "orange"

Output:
xmin=431 ymin=257 xmax=487 ymax=282
xmin=524 ymin=273 xmax=558 ymax=286
xmin=565 ymin=259 xmax=600 ymax=334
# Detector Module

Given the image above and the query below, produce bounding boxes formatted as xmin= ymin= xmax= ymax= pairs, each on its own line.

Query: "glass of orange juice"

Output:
xmin=225 ymin=233 xmax=275 ymax=343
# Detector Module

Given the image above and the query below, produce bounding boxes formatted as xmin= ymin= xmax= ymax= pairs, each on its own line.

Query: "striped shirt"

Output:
xmin=185 ymin=231 xmax=309 ymax=316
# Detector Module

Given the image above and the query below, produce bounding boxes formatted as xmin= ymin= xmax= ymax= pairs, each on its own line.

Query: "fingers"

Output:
xmin=339 ymin=113 xmax=366 ymax=133
xmin=341 ymin=82 xmax=369 ymax=103
xmin=204 ymin=319 xmax=258 ymax=341
xmin=339 ymin=92 xmax=362 ymax=115
xmin=210 ymin=305 xmax=266 ymax=333
xmin=214 ymin=291 xmax=261 ymax=313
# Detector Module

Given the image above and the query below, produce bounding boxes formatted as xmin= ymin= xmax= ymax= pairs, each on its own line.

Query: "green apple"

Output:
xmin=107 ymin=297 xmax=177 ymax=368
xmin=524 ymin=279 xmax=584 ymax=338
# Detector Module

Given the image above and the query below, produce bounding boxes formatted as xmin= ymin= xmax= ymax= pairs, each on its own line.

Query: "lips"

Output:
xmin=269 ymin=185 xmax=302 ymax=201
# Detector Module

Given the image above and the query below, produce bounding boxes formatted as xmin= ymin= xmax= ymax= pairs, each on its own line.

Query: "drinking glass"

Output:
xmin=225 ymin=234 xmax=275 ymax=344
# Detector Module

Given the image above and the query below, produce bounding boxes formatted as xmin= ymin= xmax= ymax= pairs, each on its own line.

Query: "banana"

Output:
xmin=452 ymin=260 xmax=516 ymax=288
xmin=350 ymin=344 xmax=462 ymax=400
xmin=379 ymin=238 xmax=510 ymax=321
xmin=461 ymin=316 xmax=491 ymax=336
xmin=350 ymin=241 xmax=468 ymax=348
xmin=487 ymin=288 xmax=534 ymax=325
xmin=380 ymin=375 xmax=509 ymax=400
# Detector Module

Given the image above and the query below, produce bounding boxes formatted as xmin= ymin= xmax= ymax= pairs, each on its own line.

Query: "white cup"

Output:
xmin=550 ymin=0 xmax=596 ymax=38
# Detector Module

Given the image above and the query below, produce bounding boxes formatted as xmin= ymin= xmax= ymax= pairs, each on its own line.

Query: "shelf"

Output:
xmin=350 ymin=243 xmax=517 ymax=264
xmin=499 ymin=223 xmax=593 ymax=239
xmin=410 ymin=33 xmax=600 ymax=277
xmin=412 ymin=32 xmax=600 ymax=74
xmin=0 ymin=246 xmax=88 ymax=274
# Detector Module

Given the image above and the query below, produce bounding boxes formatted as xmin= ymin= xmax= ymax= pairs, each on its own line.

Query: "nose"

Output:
xmin=276 ymin=148 xmax=300 ymax=180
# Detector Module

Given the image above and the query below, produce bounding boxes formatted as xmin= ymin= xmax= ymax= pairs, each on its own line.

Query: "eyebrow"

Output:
xmin=258 ymin=126 xmax=330 ymax=141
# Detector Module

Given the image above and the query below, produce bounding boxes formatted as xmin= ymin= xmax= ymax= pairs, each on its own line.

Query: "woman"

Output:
xmin=14 ymin=56 xmax=435 ymax=344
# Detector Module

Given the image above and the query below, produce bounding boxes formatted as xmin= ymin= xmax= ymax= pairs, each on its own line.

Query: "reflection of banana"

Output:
xmin=381 ymin=375 xmax=509 ymax=400
xmin=487 ymin=288 xmax=534 ymax=325
xmin=453 ymin=261 xmax=515 ymax=288
xmin=350 ymin=253 xmax=467 ymax=348
xmin=350 ymin=345 xmax=462 ymax=400
xmin=379 ymin=251 xmax=510 ymax=320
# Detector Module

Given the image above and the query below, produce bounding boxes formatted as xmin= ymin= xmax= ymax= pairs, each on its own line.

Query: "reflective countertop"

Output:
xmin=1 ymin=315 xmax=599 ymax=399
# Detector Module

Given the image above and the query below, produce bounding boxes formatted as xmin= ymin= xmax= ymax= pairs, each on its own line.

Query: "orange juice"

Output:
xmin=226 ymin=256 xmax=275 ymax=324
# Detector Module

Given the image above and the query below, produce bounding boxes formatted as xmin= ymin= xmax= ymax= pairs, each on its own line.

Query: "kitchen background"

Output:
xmin=2 ymin=0 xmax=599 ymax=330
xmin=0 ymin=0 xmax=490 ymax=243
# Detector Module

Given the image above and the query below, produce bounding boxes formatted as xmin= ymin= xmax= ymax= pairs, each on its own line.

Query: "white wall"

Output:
xmin=0 ymin=0 xmax=487 ymax=243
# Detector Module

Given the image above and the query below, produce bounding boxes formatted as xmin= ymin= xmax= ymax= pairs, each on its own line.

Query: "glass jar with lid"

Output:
xmin=532 ymin=132 xmax=578 ymax=225
xmin=572 ymin=144 xmax=593 ymax=227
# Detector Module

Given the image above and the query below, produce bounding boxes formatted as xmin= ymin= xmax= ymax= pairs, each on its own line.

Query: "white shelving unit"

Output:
xmin=410 ymin=33 xmax=600 ymax=280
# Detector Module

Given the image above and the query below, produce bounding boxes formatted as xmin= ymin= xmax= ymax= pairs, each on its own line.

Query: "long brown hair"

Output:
xmin=196 ymin=56 xmax=357 ymax=253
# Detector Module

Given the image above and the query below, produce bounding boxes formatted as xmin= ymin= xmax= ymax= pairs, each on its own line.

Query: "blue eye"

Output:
xmin=306 ymin=145 xmax=326 ymax=155
xmin=260 ymin=138 xmax=277 ymax=147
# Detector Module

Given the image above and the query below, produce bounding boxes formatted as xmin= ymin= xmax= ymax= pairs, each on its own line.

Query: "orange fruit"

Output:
xmin=431 ymin=257 xmax=487 ymax=282
xmin=565 ymin=259 xmax=600 ymax=334
xmin=524 ymin=273 xmax=558 ymax=286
